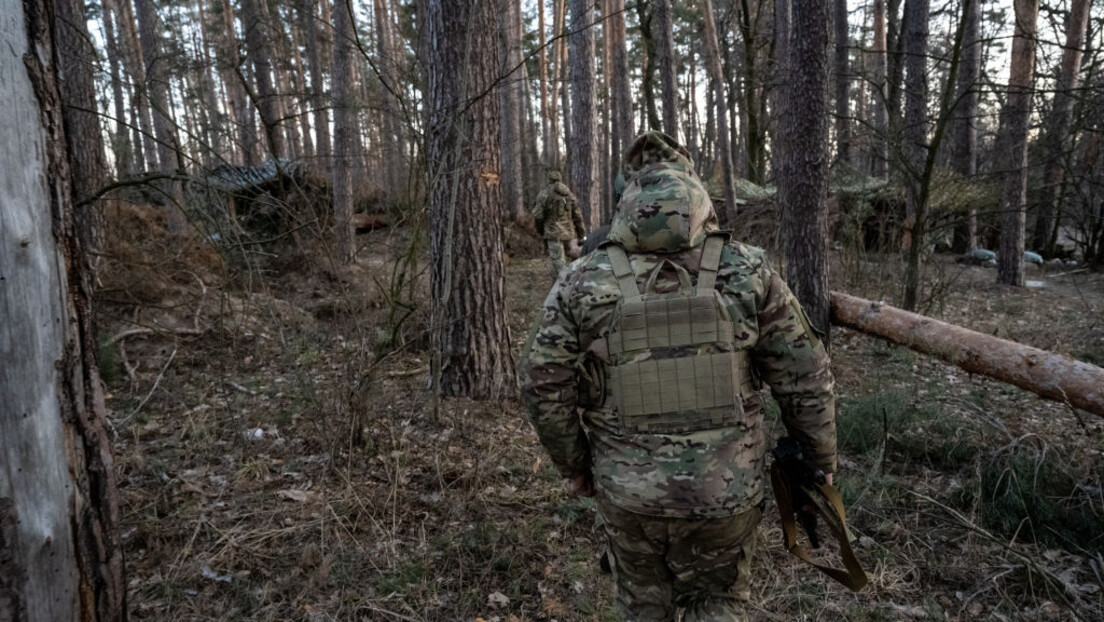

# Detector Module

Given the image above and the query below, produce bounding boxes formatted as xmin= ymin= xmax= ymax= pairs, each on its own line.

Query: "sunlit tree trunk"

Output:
xmin=1032 ymin=0 xmax=1090 ymax=254
xmin=2 ymin=0 xmax=126 ymax=617
xmin=996 ymin=0 xmax=1039 ymax=286
xmin=424 ymin=0 xmax=515 ymax=399
xmin=779 ymin=0 xmax=831 ymax=342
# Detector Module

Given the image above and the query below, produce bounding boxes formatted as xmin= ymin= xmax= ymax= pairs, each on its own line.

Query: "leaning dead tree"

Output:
xmin=831 ymin=292 xmax=1104 ymax=418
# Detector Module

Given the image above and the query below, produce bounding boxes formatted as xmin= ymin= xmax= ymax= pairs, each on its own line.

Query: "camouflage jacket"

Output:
xmin=519 ymin=131 xmax=835 ymax=519
xmin=534 ymin=182 xmax=584 ymax=241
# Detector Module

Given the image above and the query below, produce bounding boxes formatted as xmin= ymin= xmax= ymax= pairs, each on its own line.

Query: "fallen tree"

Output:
xmin=830 ymin=292 xmax=1104 ymax=418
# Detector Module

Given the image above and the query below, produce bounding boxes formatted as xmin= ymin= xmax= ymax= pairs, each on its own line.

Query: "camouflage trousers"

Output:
xmin=545 ymin=239 xmax=571 ymax=276
xmin=598 ymin=497 xmax=761 ymax=622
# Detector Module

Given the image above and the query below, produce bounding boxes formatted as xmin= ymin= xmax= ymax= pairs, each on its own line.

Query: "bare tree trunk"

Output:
xmin=539 ymin=0 xmax=551 ymax=165
xmin=831 ymin=292 xmax=1104 ymax=418
xmin=600 ymin=1 xmax=612 ymax=220
xmin=376 ymin=0 xmax=406 ymax=196
xmin=2 ymin=0 xmax=126 ymax=617
xmin=636 ymin=1 xmax=661 ymax=131
xmin=241 ymin=0 xmax=286 ymax=158
xmin=1032 ymin=0 xmax=1090 ymax=254
xmin=332 ymin=0 xmax=357 ymax=263
xmin=996 ymin=0 xmax=1039 ymax=286
xmin=55 ymin=0 xmax=109 ymax=255
xmin=951 ymin=0 xmax=980 ymax=253
xmin=101 ymin=0 xmax=134 ymax=177
xmin=289 ymin=12 xmax=314 ymax=160
xmin=424 ymin=0 xmax=515 ymax=399
xmin=305 ymin=0 xmax=330 ymax=169
xmin=886 ymin=0 xmax=904 ymax=167
xmin=136 ymin=0 xmax=186 ymax=230
xmin=195 ymin=0 xmax=225 ymax=165
xmin=215 ymin=0 xmax=254 ymax=165
xmin=498 ymin=0 xmax=526 ymax=220
xmin=778 ymin=0 xmax=831 ymax=342
xmin=737 ymin=0 xmax=765 ymax=184
xmin=655 ymin=0 xmax=678 ymax=139
xmin=834 ymin=0 xmax=851 ymax=164
xmin=870 ymin=0 xmax=887 ymax=177
xmin=699 ymin=0 xmax=738 ymax=225
xmin=548 ymin=0 xmax=567 ymax=167
xmin=609 ymin=0 xmax=633 ymax=158
xmin=112 ymin=0 xmax=159 ymax=171
xmin=900 ymin=0 xmax=928 ymax=258
xmin=570 ymin=0 xmax=597 ymax=230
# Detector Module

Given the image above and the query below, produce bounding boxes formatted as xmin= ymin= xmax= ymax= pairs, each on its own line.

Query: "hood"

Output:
xmin=546 ymin=170 xmax=563 ymax=183
xmin=607 ymin=131 xmax=719 ymax=253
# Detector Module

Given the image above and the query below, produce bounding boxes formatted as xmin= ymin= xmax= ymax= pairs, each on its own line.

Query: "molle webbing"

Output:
xmin=605 ymin=236 xmax=752 ymax=434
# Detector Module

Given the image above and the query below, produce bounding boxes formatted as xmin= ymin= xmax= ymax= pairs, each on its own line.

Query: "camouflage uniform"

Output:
xmin=533 ymin=170 xmax=585 ymax=275
xmin=520 ymin=132 xmax=836 ymax=621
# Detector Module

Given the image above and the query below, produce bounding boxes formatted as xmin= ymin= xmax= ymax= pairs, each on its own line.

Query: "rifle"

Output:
xmin=770 ymin=436 xmax=868 ymax=592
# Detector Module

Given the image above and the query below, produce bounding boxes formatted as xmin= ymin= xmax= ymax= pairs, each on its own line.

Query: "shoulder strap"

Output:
xmin=605 ymin=245 xmax=641 ymax=300
xmin=770 ymin=462 xmax=869 ymax=592
xmin=696 ymin=235 xmax=725 ymax=295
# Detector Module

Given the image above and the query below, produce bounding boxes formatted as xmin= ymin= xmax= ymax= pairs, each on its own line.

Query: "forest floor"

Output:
xmin=97 ymin=206 xmax=1104 ymax=621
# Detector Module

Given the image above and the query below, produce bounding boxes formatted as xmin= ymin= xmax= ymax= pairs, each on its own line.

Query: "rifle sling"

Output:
xmin=770 ymin=461 xmax=869 ymax=592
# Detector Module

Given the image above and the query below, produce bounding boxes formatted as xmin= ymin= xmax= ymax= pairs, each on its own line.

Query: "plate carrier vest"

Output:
xmin=604 ymin=235 xmax=754 ymax=434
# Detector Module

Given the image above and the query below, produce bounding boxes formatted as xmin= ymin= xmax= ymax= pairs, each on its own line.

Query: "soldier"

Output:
xmin=533 ymin=170 xmax=585 ymax=275
xmin=519 ymin=131 xmax=836 ymax=621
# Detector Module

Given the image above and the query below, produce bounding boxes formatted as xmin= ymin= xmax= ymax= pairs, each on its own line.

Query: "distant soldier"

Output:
xmin=520 ymin=132 xmax=837 ymax=620
xmin=533 ymin=170 xmax=585 ymax=275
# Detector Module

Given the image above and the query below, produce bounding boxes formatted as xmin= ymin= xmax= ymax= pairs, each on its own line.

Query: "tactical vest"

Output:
xmin=604 ymin=235 xmax=754 ymax=435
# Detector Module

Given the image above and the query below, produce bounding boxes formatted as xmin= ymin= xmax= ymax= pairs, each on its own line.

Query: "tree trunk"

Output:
xmin=214 ymin=0 xmax=254 ymax=165
xmin=870 ymin=0 xmax=887 ymax=178
xmin=834 ymin=0 xmax=851 ymax=164
xmin=778 ymin=0 xmax=831 ymax=342
xmin=424 ymin=0 xmax=515 ymax=399
xmin=241 ymin=0 xmax=286 ymax=158
xmin=135 ymin=0 xmax=185 ymax=229
xmin=54 ymin=0 xmax=109 ymax=256
xmin=699 ymin=0 xmax=738 ymax=225
xmin=548 ymin=0 xmax=567 ymax=167
xmin=886 ymin=0 xmax=904 ymax=163
xmin=900 ymin=0 xmax=928 ymax=263
xmin=101 ymin=0 xmax=134 ymax=177
xmin=831 ymin=292 xmax=1104 ymax=418
xmin=305 ymin=0 xmax=330 ymax=169
xmin=498 ymin=0 xmax=526 ymax=220
xmin=2 ymin=0 xmax=126 ymax=617
xmin=376 ymin=0 xmax=406 ymax=196
xmin=773 ymin=0 xmax=791 ymax=181
xmin=636 ymin=1 xmax=661 ymax=131
xmin=112 ymin=0 xmax=159 ymax=171
xmin=570 ymin=0 xmax=597 ymax=230
xmin=600 ymin=0 xmax=612 ymax=220
xmin=195 ymin=0 xmax=225 ymax=165
xmin=1032 ymin=0 xmax=1090 ymax=254
xmin=655 ymin=0 xmax=678 ymax=139
xmin=737 ymin=0 xmax=765 ymax=184
xmin=332 ymin=0 xmax=357 ymax=263
xmin=609 ymin=0 xmax=633 ymax=159
xmin=950 ymin=0 xmax=980 ymax=254
xmin=996 ymin=0 xmax=1039 ymax=286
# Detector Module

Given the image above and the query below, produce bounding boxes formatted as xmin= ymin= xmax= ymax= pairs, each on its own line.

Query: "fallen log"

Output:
xmin=829 ymin=292 xmax=1104 ymax=418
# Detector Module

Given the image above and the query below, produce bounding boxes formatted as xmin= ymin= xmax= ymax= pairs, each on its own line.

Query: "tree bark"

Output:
xmin=570 ymin=0 xmax=597 ymax=230
xmin=1032 ymin=0 xmax=1090 ymax=254
xmin=2 ymin=0 xmax=126 ymax=618
xmin=655 ymin=0 xmax=678 ymax=139
xmin=996 ymin=0 xmax=1039 ymax=287
xmin=376 ymin=0 xmax=407 ymax=196
xmin=870 ymin=0 xmax=887 ymax=178
xmin=498 ymin=0 xmax=526 ymax=220
xmin=241 ymin=0 xmax=286 ymax=158
xmin=900 ymin=0 xmax=928 ymax=261
xmin=101 ymin=0 xmax=134 ymax=177
xmin=737 ymin=0 xmax=765 ymax=184
xmin=635 ymin=1 xmax=661 ymax=131
xmin=950 ymin=0 xmax=980 ymax=254
xmin=214 ymin=0 xmax=254 ymax=165
xmin=305 ymin=0 xmax=330 ymax=168
xmin=778 ymin=0 xmax=832 ymax=342
xmin=699 ymin=0 xmax=738 ymax=226
xmin=332 ymin=0 xmax=357 ymax=263
xmin=54 ymin=0 xmax=109 ymax=256
xmin=424 ymin=0 xmax=515 ymax=399
xmin=112 ymin=0 xmax=159 ymax=171
xmin=609 ymin=0 xmax=633 ymax=161
xmin=834 ymin=0 xmax=851 ymax=164
xmin=831 ymin=292 xmax=1104 ymax=418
